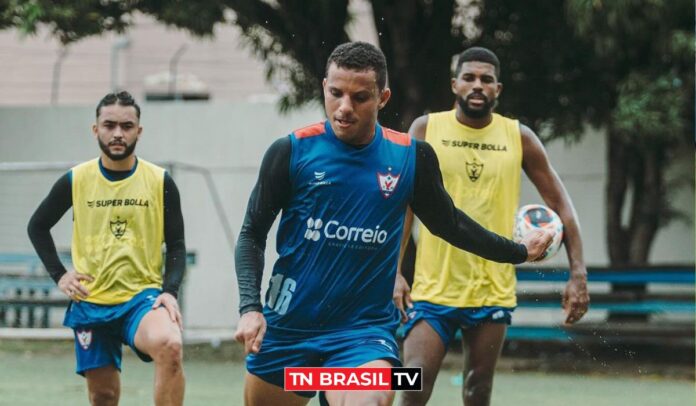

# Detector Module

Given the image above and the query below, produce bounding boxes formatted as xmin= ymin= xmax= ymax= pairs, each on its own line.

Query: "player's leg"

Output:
xmin=323 ymin=359 xmax=395 ymax=406
xmin=244 ymin=372 xmax=311 ymax=406
xmin=73 ymin=326 xmax=123 ymax=406
xmin=321 ymin=326 xmax=402 ymax=406
xmin=85 ymin=366 xmax=121 ymax=406
xmin=244 ymin=328 xmax=319 ymax=404
xmin=399 ymin=302 xmax=456 ymax=406
xmin=399 ymin=320 xmax=447 ymax=406
xmin=132 ymin=306 xmax=185 ymax=406
xmin=460 ymin=322 xmax=506 ymax=406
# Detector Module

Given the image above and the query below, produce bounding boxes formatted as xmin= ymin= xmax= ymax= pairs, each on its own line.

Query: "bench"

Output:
xmin=0 ymin=251 xmax=197 ymax=328
xmin=395 ymin=265 xmax=694 ymax=348
xmin=0 ymin=253 xmax=72 ymax=328
xmin=510 ymin=265 xmax=695 ymax=346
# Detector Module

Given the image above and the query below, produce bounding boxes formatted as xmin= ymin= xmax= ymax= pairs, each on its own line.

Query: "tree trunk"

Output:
xmin=606 ymin=130 xmax=630 ymax=266
xmin=606 ymin=131 xmax=667 ymax=321
xmin=607 ymin=130 xmax=666 ymax=267
xmin=372 ymin=0 xmax=460 ymax=131
xmin=628 ymin=146 xmax=664 ymax=264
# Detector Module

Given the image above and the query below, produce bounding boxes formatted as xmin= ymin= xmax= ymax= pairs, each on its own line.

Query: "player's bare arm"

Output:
xmin=393 ymin=115 xmax=429 ymax=322
xmin=410 ymin=140 xmax=551 ymax=263
xmin=520 ymin=124 xmax=589 ymax=323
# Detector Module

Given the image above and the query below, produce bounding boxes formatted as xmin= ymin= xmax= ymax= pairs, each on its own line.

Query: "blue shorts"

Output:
xmin=246 ymin=325 xmax=401 ymax=398
xmin=63 ymin=288 xmax=161 ymax=376
xmin=402 ymin=301 xmax=514 ymax=349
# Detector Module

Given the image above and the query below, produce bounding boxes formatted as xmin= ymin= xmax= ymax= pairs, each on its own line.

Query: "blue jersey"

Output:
xmin=264 ymin=121 xmax=416 ymax=333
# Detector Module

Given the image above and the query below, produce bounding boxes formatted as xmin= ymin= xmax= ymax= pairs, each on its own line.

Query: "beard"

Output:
xmin=456 ymin=93 xmax=496 ymax=119
xmin=98 ymin=137 xmax=137 ymax=161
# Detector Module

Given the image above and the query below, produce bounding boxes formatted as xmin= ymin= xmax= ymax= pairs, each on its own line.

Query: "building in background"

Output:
xmin=0 ymin=1 xmax=376 ymax=106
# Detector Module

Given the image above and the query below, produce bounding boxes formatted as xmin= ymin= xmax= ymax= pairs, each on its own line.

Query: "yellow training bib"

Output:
xmin=71 ymin=158 xmax=165 ymax=304
xmin=412 ymin=111 xmax=522 ymax=307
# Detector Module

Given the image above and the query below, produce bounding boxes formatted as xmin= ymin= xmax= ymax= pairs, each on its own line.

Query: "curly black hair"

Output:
xmin=325 ymin=42 xmax=388 ymax=90
xmin=96 ymin=91 xmax=141 ymax=119
xmin=454 ymin=47 xmax=501 ymax=78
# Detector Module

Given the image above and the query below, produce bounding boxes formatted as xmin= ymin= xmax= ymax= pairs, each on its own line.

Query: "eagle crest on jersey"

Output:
xmin=465 ymin=160 xmax=484 ymax=182
xmin=110 ymin=217 xmax=127 ymax=239
xmin=377 ymin=170 xmax=401 ymax=198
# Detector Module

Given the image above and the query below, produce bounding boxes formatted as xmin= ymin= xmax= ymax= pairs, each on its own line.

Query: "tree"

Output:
xmin=2 ymin=0 xmax=693 ymax=265
xmin=465 ymin=0 xmax=694 ymax=265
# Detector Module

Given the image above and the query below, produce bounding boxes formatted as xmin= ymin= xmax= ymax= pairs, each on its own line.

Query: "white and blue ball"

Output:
xmin=513 ymin=204 xmax=564 ymax=261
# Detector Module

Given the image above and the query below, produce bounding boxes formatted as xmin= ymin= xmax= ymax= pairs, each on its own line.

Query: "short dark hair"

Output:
xmin=454 ymin=47 xmax=501 ymax=78
xmin=325 ymin=42 xmax=388 ymax=90
xmin=96 ymin=91 xmax=141 ymax=119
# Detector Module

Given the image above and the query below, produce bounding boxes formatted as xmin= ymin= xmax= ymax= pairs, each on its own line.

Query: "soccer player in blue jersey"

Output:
xmin=234 ymin=42 xmax=552 ymax=406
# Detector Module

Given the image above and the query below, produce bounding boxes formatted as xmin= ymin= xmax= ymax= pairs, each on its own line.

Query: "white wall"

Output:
xmin=0 ymin=103 xmax=693 ymax=329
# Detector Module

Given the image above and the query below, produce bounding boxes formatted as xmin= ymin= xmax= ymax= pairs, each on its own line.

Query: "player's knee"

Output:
xmin=400 ymin=388 xmax=431 ymax=406
xmin=403 ymin=359 xmax=437 ymax=390
xmin=89 ymin=386 xmax=118 ymax=406
xmin=366 ymin=390 xmax=394 ymax=406
xmin=463 ymin=369 xmax=494 ymax=401
xmin=151 ymin=334 xmax=183 ymax=364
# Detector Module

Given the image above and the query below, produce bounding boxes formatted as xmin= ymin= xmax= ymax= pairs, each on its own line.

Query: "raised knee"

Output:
xmin=89 ymin=387 xmax=118 ymax=406
xmin=151 ymin=334 xmax=183 ymax=364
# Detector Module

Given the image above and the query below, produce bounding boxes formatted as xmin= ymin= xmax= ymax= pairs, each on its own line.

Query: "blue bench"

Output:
xmin=0 ymin=252 xmax=197 ymax=328
xmin=509 ymin=266 xmax=694 ymax=345
xmin=0 ymin=252 xmax=72 ymax=328
xmin=397 ymin=266 xmax=694 ymax=347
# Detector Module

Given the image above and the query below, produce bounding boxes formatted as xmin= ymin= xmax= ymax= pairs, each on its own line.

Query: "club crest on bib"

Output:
xmin=466 ymin=159 xmax=484 ymax=182
xmin=110 ymin=216 xmax=127 ymax=239
xmin=77 ymin=329 xmax=93 ymax=350
xmin=377 ymin=169 xmax=400 ymax=199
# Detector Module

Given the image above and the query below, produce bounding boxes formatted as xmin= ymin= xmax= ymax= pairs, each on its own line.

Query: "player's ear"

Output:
xmin=496 ymin=82 xmax=503 ymax=98
xmin=378 ymin=87 xmax=391 ymax=110
xmin=92 ymin=123 xmax=98 ymax=138
xmin=451 ymin=77 xmax=457 ymax=95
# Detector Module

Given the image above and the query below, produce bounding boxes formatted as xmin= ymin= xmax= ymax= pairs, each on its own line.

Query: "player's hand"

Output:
xmin=235 ymin=311 xmax=266 ymax=355
xmin=57 ymin=271 xmax=93 ymax=301
xmin=520 ymin=229 xmax=554 ymax=262
xmin=154 ymin=293 xmax=183 ymax=331
xmin=563 ymin=269 xmax=590 ymax=324
xmin=393 ymin=273 xmax=413 ymax=323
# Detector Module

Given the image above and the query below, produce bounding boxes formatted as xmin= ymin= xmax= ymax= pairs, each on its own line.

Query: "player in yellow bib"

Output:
xmin=28 ymin=91 xmax=187 ymax=405
xmin=395 ymin=48 xmax=590 ymax=406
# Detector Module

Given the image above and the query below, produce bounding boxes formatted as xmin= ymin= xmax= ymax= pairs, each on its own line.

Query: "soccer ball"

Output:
xmin=513 ymin=204 xmax=564 ymax=261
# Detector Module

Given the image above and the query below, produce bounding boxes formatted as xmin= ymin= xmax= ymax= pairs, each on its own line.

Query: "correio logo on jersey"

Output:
xmin=304 ymin=217 xmax=388 ymax=244
xmin=110 ymin=216 xmax=127 ymax=239
xmin=304 ymin=218 xmax=323 ymax=241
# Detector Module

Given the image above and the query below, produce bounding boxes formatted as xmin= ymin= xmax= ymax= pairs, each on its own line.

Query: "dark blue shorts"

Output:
xmin=402 ymin=301 xmax=514 ymax=349
xmin=246 ymin=325 xmax=401 ymax=398
xmin=63 ymin=288 xmax=161 ymax=375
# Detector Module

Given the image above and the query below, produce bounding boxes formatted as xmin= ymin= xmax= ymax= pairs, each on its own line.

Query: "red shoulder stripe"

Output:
xmin=294 ymin=122 xmax=326 ymax=139
xmin=383 ymin=128 xmax=411 ymax=146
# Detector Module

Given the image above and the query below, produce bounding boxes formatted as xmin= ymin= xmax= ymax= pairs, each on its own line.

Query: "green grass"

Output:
xmin=0 ymin=340 xmax=693 ymax=405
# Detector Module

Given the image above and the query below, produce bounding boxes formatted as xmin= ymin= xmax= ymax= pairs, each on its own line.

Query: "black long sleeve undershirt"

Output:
xmin=27 ymin=165 xmax=186 ymax=298
xmin=235 ymin=137 xmax=527 ymax=315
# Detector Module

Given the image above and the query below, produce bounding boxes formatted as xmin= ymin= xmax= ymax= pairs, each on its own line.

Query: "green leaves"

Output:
xmin=613 ymin=72 xmax=689 ymax=147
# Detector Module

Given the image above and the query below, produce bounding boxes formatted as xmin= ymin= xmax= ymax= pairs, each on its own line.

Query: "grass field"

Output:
xmin=0 ymin=340 xmax=693 ymax=406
